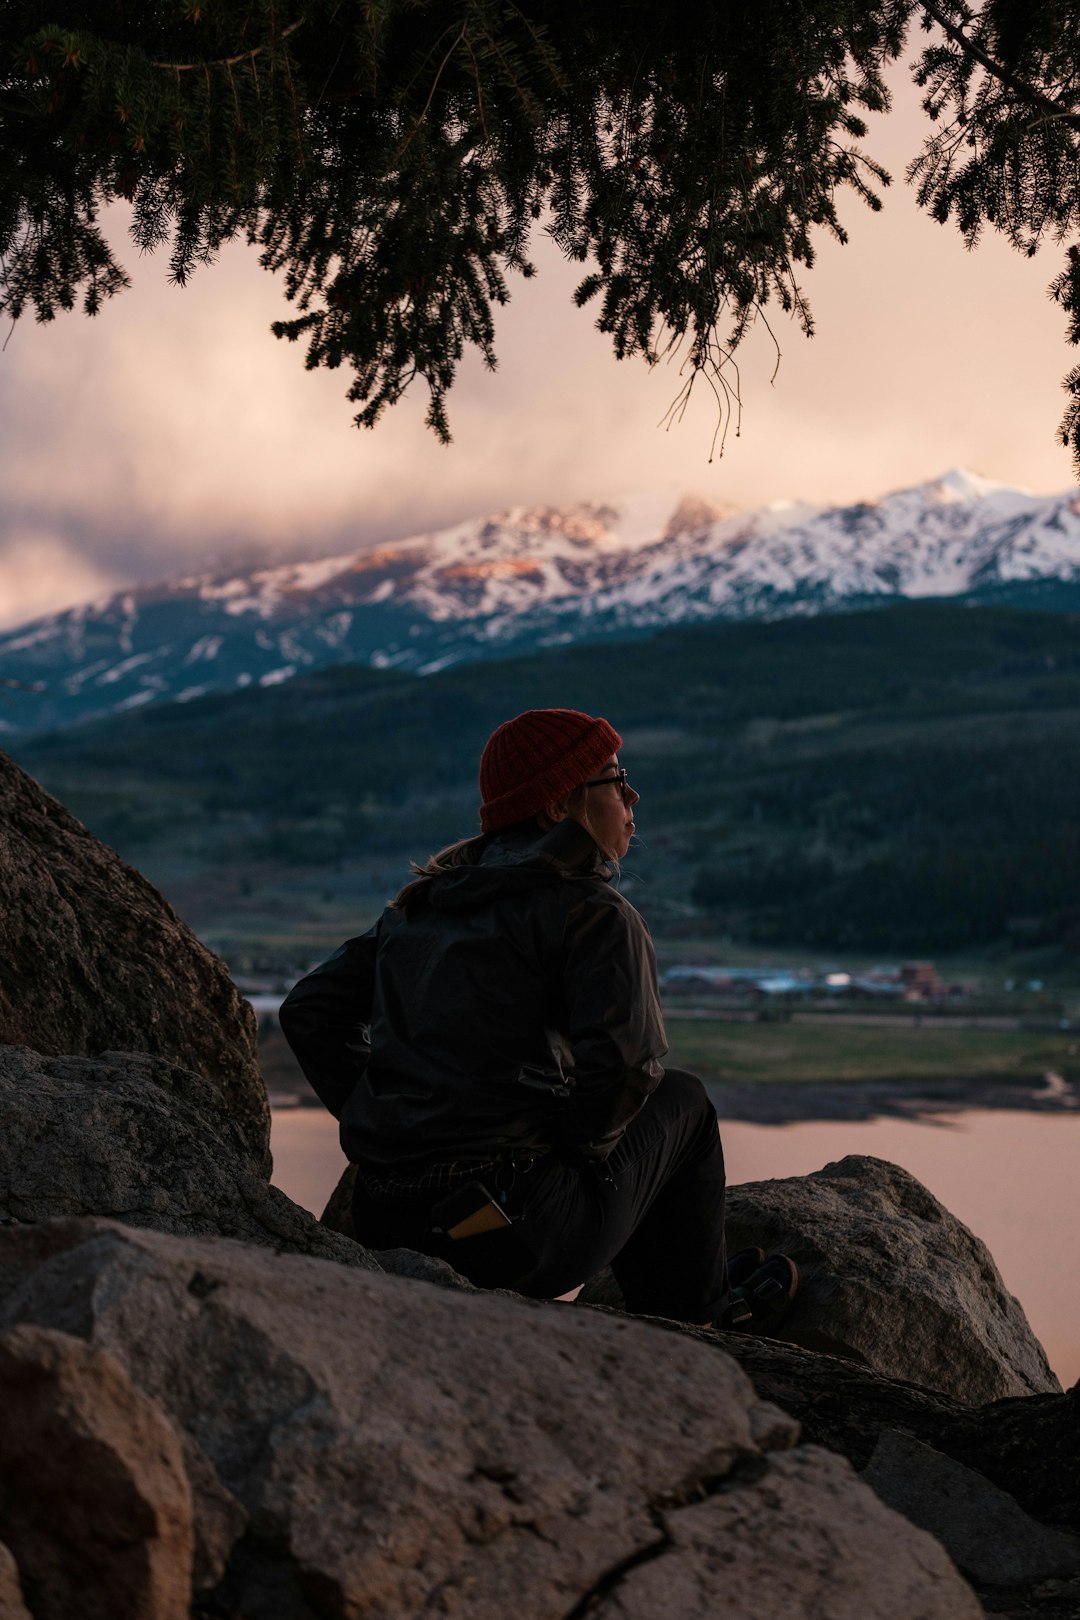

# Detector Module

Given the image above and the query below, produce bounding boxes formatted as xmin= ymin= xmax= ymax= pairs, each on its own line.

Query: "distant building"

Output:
xmin=660 ymin=965 xmax=811 ymax=997
xmin=660 ymin=958 xmax=969 ymax=1004
xmin=899 ymin=961 xmax=945 ymax=1000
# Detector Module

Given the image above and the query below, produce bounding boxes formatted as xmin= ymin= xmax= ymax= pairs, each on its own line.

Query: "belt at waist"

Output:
xmin=357 ymin=1144 xmax=551 ymax=1200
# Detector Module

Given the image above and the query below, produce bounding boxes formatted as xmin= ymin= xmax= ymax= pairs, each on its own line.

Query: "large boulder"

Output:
xmin=613 ymin=1317 xmax=1078 ymax=1620
xmin=0 ymin=1324 xmax=194 ymax=1620
xmin=0 ymin=752 xmax=268 ymax=1171
xmin=578 ymin=1445 xmax=979 ymax=1620
xmin=860 ymin=1430 xmax=1080 ymax=1591
xmin=578 ymin=1155 xmax=1058 ymax=1404
xmin=0 ymin=1542 xmax=32 ymax=1620
xmin=0 ymin=1218 xmax=982 ymax=1620
xmin=725 ymin=1155 xmax=1058 ymax=1403
xmin=0 ymin=1046 xmax=378 ymax=1271
xmin=705 ymin=1331 xmax=1079 ymax=1534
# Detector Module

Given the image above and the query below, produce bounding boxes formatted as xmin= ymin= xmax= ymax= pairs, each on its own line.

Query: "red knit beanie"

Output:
xmin=479 ymin=708 xmax=623 ymax=833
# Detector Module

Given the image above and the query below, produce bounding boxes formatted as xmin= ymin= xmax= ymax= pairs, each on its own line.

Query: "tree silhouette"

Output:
xmin=3 ymin=1 xmax=1079 ymax=458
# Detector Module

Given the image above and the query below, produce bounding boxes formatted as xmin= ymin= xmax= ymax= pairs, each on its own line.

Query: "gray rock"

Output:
xmin=0 ymin=751 xmax=268 ymax=1171
xmin=375 ymin=1245 xmax=478 ymax=1290
xmin=861 ymin=1430 xmax=1080 ymax=1589
xmin=0 ymin=1322 xmax=194 ymax=1620
xmin=0 ymin=1046 xmax=380 ymax=1272
xmin=0 ymin=1218 xmax=983 ymax=1620
xmin=588 ymin=1446 xmax=983 ymax=1620
xmin=576 ymin=1312 xmax=1078 ymax=1617
xmin=724 ymin=1154 xmax=1059 ymax=1403
xmin=684 ymin=1329 xmax=1079 ymax=1535
xmin=577 ymin=1266 xmax=629 ymax=1310
xmin=319 ymin=1160 xmax=357 ymax=1235
xmin=0 ymin=1542 xmax=31 ymax=1620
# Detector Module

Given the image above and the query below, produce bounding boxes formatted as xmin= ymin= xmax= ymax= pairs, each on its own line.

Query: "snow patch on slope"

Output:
xmin=3 ymin=469 xmax=1080 ymax=734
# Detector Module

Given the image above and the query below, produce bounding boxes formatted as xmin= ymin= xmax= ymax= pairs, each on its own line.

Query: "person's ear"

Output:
xmin=543 ymin=794 xmax=573 ymax=824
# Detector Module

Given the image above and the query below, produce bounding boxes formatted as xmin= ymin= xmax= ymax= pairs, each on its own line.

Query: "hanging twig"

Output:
xmin=394 ymin=25 xmax=469 ymax=163
xmin=153 ymin=16 xmax=305 ymax=73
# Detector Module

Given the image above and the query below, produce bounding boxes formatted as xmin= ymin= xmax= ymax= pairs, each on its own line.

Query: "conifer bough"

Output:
xmin=3 ymin=1 xmax=1080 ymax=463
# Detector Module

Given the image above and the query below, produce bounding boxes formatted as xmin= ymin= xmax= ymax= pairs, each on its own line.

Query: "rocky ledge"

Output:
xmin=0 ymin=1218 xmax=983 ymax=1620
xmin=0 ymin=747 xmax=1076 ymax=1619
xmin=0 ymin=752 xmax=268 ymax=1172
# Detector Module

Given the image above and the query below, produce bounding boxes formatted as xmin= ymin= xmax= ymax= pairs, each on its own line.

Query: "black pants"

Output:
xmin=351 ymin=1067 xmax=729 ymax=1325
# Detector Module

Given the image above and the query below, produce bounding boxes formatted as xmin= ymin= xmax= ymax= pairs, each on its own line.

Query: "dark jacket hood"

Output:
xmin=426 ymin=820 xmax=611 ymax=913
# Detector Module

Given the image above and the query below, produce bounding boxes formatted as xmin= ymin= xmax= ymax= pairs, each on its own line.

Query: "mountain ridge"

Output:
xmin=3 ymin=467 xmax=1079 ymax=734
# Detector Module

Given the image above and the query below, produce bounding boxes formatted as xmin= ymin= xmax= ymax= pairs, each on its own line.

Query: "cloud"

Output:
xmin=0 ymin=529 xmax=123 ymax=631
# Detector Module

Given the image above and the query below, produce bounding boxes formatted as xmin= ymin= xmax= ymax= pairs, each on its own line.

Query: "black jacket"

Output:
xmin=278 ymin=819 xmax=667 ymax=1172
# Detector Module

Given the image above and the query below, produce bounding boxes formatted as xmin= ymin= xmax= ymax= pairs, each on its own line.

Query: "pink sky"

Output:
xmin=0 ymin=57 xmax=1076 ymax=629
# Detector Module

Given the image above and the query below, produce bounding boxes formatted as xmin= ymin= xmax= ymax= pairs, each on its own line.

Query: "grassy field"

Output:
xmin=259 ymin=1015 xmax=1080 ymax=1103
xmin=664 ymin=1016 xmax=1080 ymax=1087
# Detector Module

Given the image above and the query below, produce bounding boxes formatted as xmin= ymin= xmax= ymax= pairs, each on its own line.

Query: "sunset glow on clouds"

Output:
xmin=0 ymin=63 xmax=1076 ymax=631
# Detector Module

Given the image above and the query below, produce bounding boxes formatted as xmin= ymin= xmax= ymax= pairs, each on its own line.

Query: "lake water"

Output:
xmin=271 ymin=1106 xmax=1080 ymax=1390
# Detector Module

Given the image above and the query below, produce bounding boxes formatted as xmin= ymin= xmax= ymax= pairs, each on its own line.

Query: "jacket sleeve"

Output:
xmin=278 ymin=920 xmax=381 ymax=1119
xmin=557 ymin=892 xmax=667 ymax=1161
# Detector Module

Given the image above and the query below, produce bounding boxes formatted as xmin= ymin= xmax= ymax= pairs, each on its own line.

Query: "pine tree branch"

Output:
xmin=394 ymin=24 xmax=468 ymax=161
xmin=152 ymin=15 xmax=305 ymax=73
xmin=919 ymin=0 xmax=1080 ymax=131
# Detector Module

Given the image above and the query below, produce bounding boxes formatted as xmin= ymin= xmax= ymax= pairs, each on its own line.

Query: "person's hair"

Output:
xmin=391 ymin=780 xmax=622 ymax=916
xmin=391 ymin=831 xmax=492 ymax=915
xmin=556 ymin=783 xmax=623 ymax=863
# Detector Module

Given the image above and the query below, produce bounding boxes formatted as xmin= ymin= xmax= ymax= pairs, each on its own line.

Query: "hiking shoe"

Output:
xmin=726 ymin=1246 xmax=766 ymax=1289
xmin=715 ymin=1249 xmax=767 ymax=1326
xmin=716 ymin=1253 xmax=799 ymax=1335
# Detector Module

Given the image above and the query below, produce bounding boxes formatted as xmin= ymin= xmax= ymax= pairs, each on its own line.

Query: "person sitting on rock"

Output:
xmin=280 ymin=706 xmax=796 ymax=1329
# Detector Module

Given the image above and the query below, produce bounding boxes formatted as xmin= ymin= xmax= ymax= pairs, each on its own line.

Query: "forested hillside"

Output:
xmin=12 ymin=601 xmax=1080 ymax=955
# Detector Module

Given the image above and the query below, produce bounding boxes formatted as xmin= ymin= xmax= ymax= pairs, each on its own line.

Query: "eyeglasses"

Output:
xmin=583 ymin=766 xmax=632 ymax=799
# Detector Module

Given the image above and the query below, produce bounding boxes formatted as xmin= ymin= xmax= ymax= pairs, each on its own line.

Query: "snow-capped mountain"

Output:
xmin=3 ymin=468 xmax=1080 ymax=734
